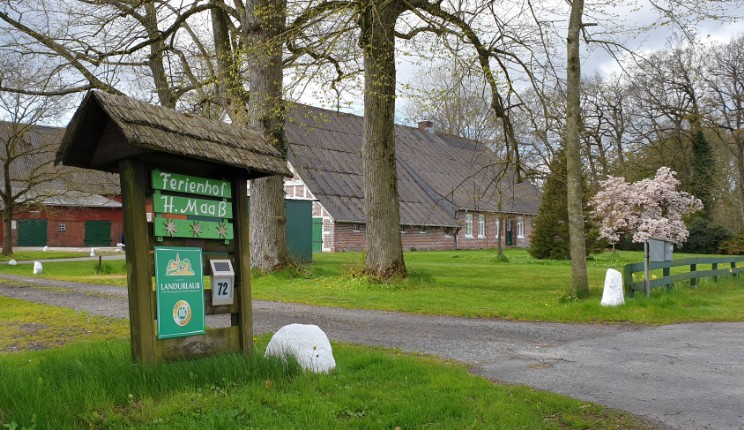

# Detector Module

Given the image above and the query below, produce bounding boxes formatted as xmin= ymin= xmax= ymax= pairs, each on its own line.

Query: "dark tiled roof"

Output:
xmin=286 ymin=105 xmax=540 ymax=226
xmin=0 ymin=121 xmax=121 ymax=199
xmin=58 ymin=91 xmax=290 ymax=177
xmin=0 ymin=187 xmax=121 ymax=210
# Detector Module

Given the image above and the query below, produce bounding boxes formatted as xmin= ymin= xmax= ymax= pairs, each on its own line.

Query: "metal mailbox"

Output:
xmin=210 ymin=259 xmax=235 ymax=306
xmin=648 ymin=238 xmax=674 ymax=262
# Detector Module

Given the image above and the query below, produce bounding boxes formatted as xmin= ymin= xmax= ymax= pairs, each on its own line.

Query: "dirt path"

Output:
xmin=2 ymin=274 xmax=742 ymax=430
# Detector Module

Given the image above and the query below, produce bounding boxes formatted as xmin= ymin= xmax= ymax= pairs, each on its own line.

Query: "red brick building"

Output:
xmin=0 ymin=121 xmax=122 ymax=247
xmin=1 ymin=195 xmax=123 ymax=247
xmin=282 ymin=105 xmax=541 ymax=252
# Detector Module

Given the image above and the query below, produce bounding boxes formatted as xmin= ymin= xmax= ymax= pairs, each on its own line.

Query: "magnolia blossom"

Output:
xmin=591 ymin=167 xmax=703 ymax=245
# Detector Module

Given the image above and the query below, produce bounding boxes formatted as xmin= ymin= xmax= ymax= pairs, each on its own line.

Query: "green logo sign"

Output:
xmin=155 ymin=247 xmax=205 ymax=339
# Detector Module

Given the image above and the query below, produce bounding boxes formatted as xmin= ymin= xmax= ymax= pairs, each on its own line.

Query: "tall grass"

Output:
xmin=0 ymin=340 xmax=651 ymax=430
xmin=0 ymin=340 xmax=301 ymax=428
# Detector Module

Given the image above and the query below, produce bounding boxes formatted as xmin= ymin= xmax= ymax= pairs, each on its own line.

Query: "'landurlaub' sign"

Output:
xmin=154 ymin=247 xmax=205 ymax=339
xmin=151 ymin=170 xmax=234 ymax=240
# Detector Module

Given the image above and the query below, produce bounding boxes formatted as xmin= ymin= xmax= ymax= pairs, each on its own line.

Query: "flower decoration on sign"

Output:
xmin=217 ymin=221 xmax=228 ymax=239
xmin=164 ymin=219 xmax=178 ymax=237
xmin=190 ymin=221 xmax=203 ymax=237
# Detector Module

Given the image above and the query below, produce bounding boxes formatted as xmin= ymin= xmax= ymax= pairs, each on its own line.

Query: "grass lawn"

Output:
xmin=253 ymin=249 xmax=744 ymax=324
xmin=0 ymin=299 xmax=653 ymax=430
xmin=2 ymin=249 xmax=743 ymax=324
xmin=0 ymin=250 xmax=90 ymax=262
xmin=0 ymin=296 xmax=129 ymax=352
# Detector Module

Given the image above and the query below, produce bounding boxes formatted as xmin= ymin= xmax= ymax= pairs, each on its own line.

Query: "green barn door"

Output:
xmin=18 ymin=219 xmax=48 ymax=246
xmin=312 ymin=218 xmax=323 ymax=252
xmin=285 ymin=200 xmax=313 ymax=263
xmin=85 ymin=220 xmax=112 ymax=246
xmin=505 ymin=220 xmax=513 ymax=246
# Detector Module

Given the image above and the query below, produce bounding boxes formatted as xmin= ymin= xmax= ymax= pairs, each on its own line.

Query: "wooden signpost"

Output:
xmin=56 ymin=91 xmax=290 ymax=363
xmin=117 ymin=163 xmax=255 ymax=362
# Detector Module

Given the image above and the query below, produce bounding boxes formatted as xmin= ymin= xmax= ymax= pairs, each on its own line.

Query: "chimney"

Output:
xmin=417 ymin=120 xmax=435 ymax=133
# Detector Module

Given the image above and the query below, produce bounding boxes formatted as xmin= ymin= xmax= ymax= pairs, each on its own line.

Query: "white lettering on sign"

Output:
xmin=157 ymin=172 xmax=230 ymax=198
xmin=183 ymin=199 xmax=197 ymax=214
xmin=161 ymin=195 xmax=175 ymax=213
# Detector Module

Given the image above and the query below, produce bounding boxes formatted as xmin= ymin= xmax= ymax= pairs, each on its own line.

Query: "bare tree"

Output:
xmin=565 ymin=0 xmax=589 ymax=297
xmin=708 ymin=35 xmax=744 ymax=224
xmin=1 ymin=0 xmax=298 ymax=270
xmin=402 ymin=60 xmax=498 ymax=144
xmin=0 ymin=61 xmax=86 ymax=255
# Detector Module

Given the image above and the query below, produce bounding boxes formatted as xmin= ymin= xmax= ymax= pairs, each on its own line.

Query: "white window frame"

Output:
xmin=465 ymin=214 xmax=473 ymax=238
xmin=322 ymin=216 xmax=332 ymax=252
xmin=517 ymin=217 xmax=525 ymax=239
xmin=58 ymin=223 xmax=66 ymax=232
xmin=477 ymin=214 xmax=485 ymax=239
xmin=494 ymin=218 xmax=500 ymax=240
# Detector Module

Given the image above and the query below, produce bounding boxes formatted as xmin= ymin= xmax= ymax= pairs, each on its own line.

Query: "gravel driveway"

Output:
xmin=1 ymin=273 xmax=742 ymax=430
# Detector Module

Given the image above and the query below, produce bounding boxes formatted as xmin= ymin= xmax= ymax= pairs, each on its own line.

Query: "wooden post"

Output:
xmin=713 ymin=263 xmax=718 ymax=283
xmin=731 ymin=261 xmax=737 ymax=278
xmin=690 ymin=264 xmax=697 ymax=288
xmin=119 ymin=159 xmax=157 ymax=363
xmin=623 ymin=264 xmax=634 ymax=298
xmin=663 ymin=267 xmax=671 ymax=291
xmin=235 ymin=178 xmax=253 ymax=355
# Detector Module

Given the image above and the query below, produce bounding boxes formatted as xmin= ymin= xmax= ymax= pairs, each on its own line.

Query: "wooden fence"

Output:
xmin=623 ymin=256 xmax=744 ymax=296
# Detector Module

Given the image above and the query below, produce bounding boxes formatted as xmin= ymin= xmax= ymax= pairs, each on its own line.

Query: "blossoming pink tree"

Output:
xmin=591 ymin=167 xmax=703 ymax=245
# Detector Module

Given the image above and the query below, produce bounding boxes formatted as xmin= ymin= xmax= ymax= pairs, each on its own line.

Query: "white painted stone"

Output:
xmin=601 ymin=268 xmax=625 ymax=307
xmin=89 ymin=248 xmax=96 ymax=257
xmin=42 ymin=246 xmax=48 ymax=252
xmin=32 ymin=261 xmax=43 ymax=275
xmin=265 ymin=324 xmax=336 ymax=373
xmin=8 ymin=260 xmax=17 ymax=266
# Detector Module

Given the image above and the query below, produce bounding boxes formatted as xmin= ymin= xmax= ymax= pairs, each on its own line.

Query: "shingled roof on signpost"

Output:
xmin=57 ymin=91 xmax=290 ymax=178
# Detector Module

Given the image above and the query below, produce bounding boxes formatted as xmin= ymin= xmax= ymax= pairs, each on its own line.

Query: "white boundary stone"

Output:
xmin=265 ymin=324 xmax=336 ymax=373
xmin=601 ymin=268 xmax=625 ymax=307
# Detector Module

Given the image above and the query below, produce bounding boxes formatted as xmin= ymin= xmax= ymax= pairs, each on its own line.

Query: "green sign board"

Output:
xmin=153 ymin=215 xmax=234 ymax=240
xmin=152 ymin=170 xmax=231 ymax=198
xmin=154 ymin=247 xmax=205 ymax=339
xmin=153 ymin=193 xmax=233 ymax=219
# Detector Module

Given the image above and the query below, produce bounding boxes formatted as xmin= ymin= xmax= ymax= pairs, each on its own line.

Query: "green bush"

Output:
xmin=719 ymin=234 xmax=744 ymax=255
xmin=529 ymin=149 xmax=603 ymax=259
xmin=614 ymin=235 xmax=644 ymax=251
xmin=683 ymin=217 xmax=732 ymax=254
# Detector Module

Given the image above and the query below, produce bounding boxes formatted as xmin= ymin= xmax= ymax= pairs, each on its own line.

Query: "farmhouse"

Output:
xmin=3 ymin=97 xmax=540 ymax=252
xmin=281 ymin=104 xmax=541 ymax=252
xmin=0 ymin=121 xmax=122 ymax=247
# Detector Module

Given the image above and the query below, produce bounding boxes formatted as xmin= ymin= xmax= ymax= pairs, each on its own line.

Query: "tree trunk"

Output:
xmin=245 ymin=0 xmax=291 ymax=271
xmin=735 ymin=140 xmax=744 ymax=226
xmin=211 ymin=1 xmax=291 ymax=271
xmin=566 ymin=0 xmax=589 ymax=297
xmin=2 ymin=158 xmax=12 ymax=256
xmin=144 ymin=1 xmax=176 ymax=109
xmin=359 ymin=0 xmax=406 ymax=279
xmin=2 ymin=204 xmax=12 ymax=256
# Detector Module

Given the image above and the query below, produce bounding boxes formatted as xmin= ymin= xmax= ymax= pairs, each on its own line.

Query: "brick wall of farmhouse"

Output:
xmin=329 ymin=223 xmax=458 ymax=252
xmin=455 ymin=212 xmax=533 ymax=249
xmin=325 ymin=213 xmax=533 ymax=252
xmin=1 ymin=206 xmax=124 ymax=247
